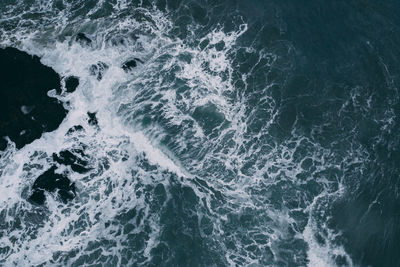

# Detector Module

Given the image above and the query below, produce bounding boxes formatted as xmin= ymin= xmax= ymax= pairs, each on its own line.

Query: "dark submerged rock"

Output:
xmin=122 ymin=60 xmax=136 ymax=71
xmin=66 ymin=125 xmax=84 ymax=135
xmin=29 ymin=166 xmax=76 ymax=205
xmin=64 ymin=76 xmax=79 ymax=93
xmin=122 ymin=58 xmax=144 ymax=72
xmin=89 ymin=62 xmax=108 ymax=80
xmin=75 ymin=33 xmax=92 ymax=46
xmin=53 ymin=149 xmax=90 ymax=174
xmin=87 ymin=112 xmax=98 ymax=127
xmin=0 ymin=47 xmax=67 ymax=150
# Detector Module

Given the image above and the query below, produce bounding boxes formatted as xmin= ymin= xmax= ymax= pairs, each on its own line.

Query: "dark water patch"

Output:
xmin=151 ymin=182 xmax=225 ymax=266
xmin=29 ymin=166 xmax=76 ymax=205
xmin=329 ymin=114 xmax=400 ymax=266
xmin=53 ymin=149 xmax=91 ymax=174
xmin=64 ymin=76 xmax=79 ymax=93
xmin=87 ymin=112 xmax=98 ymax=127
xmin=66 ymin=125 xmax=84 ymax=135
xmin=192 ymin=103 xmax=226 ymax=135
xmin=211 ymin=0 xmax=400 ymax=264
xmin=261 ymin=1 xmax=400 ymax=265
xmin=0 ymin=47 xmax=67 ymax=150
xmin=122 ymin=58 xmax=143 ymax=72
xmin=331 ymin=185 xmax=400 ymax=267
xmin=75 ymin=33 xmax=92 ymax=46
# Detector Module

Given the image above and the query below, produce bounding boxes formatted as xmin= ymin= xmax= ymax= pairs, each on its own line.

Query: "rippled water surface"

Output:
xmin=1 ymin=1 xmax=400 ymax=266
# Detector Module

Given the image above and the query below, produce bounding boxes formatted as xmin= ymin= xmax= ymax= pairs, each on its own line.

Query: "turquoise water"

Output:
xmin=1 ymin=1 xmax=400 ymax=266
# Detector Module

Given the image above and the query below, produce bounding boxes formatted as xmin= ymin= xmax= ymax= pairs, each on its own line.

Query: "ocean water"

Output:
xmin=1 ymin=0 xmax=400 ymax=266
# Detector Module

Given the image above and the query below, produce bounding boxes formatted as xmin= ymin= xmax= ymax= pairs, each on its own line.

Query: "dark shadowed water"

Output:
xmin=1 ymin=0 xmax=400 ymax=266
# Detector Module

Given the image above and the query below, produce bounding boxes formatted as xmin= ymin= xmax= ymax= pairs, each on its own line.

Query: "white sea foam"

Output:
xmin=0 ymin=1 xmax=363 ymax=266
xmin=0 ymin=4 xmax=189 ymax=265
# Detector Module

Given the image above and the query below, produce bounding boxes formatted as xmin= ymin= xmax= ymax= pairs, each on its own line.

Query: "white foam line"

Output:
xmin=100 ymin=115 xmax=190 ymax=179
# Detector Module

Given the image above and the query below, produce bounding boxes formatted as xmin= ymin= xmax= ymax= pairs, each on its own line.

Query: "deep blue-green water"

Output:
xmin=1 ymin=0 xmax=400 ymax=266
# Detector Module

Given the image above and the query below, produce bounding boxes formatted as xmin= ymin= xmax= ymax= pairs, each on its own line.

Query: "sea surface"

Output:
xmin=1 ymin=0 xmax=400 ymax=266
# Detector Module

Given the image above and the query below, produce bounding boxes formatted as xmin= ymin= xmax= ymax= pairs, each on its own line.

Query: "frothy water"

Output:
xmin=1 ymin=0 xmax=400 ymax=266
